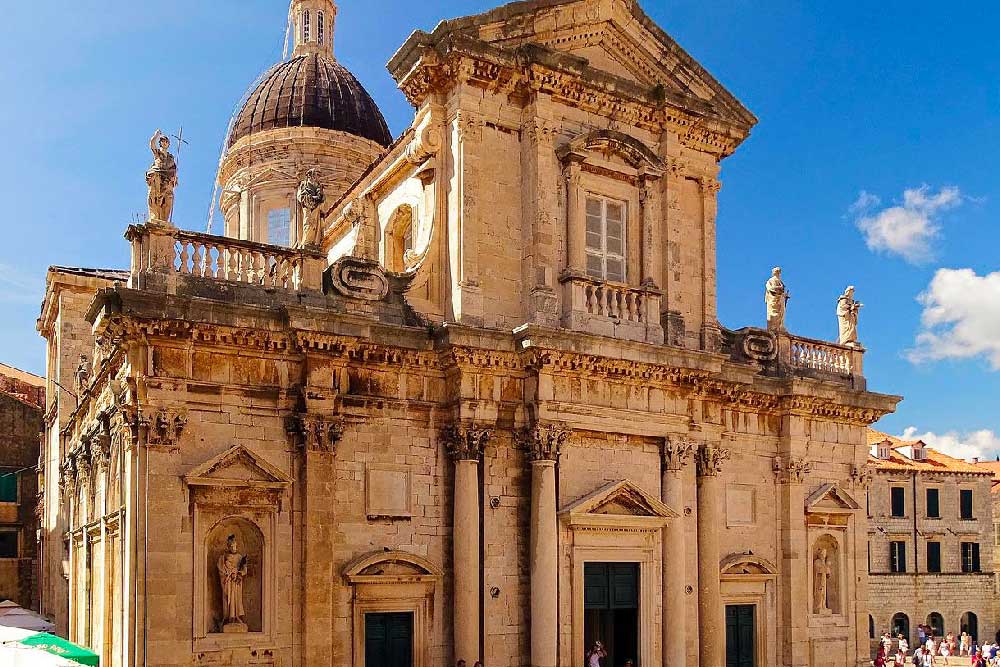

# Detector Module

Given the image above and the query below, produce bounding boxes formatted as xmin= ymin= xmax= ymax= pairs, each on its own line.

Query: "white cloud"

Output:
xmin=851 ymin=185 xmax=962 ymax=263
xmin=900 ymin=426 xmax=1000 ymax=462
xmin=908 ymin=268 xmax=1000 ymax=368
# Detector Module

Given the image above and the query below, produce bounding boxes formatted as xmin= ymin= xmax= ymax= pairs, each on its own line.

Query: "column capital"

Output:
xmin=287 ymin=413 xmax=344 ymax=454
xmin=699 ymin=176 xmax=722 ymax=194
xmin=442 ymin=423 xmax=492 ymax=462
xmin=849 ymin=463 xmax=873 ymax=490
xmin=661 ymin=436 xmax=697 ymax=471
xmin=696 ymin=445 xmax=731 ymax=477
xmin=772 ymin=455 xmax=812 ymax=484
xmin=516 ymin=422 xmax=570 ymax=462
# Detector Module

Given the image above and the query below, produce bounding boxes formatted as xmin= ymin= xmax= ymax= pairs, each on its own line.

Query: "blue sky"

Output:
xmin=1 ymin=1 xmax=997 ymax=457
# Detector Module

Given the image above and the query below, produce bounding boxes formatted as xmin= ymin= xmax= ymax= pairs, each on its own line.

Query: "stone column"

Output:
xmin=775 ymin=443 xmax=811 ymax=667
xmin=696 ymin=444 xmax=731 ymax=667
xmin=662 ymin=438 xmax=695 ymax=667
xmin=443 ymin=424 xmax=491 ymax=666
xmin=522 ymin=424 xmax=568 ymax=667
xmin=563 ymin=160 xmax=585 ymax=277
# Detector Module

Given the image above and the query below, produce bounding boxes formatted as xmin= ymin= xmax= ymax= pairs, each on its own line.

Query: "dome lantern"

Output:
xmin=289 ymin=0 xmax=338 ymax=58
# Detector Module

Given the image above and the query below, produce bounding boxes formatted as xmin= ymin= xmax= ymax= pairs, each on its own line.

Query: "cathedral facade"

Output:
xmin=37 ymin=1 xmax=900 ymax=666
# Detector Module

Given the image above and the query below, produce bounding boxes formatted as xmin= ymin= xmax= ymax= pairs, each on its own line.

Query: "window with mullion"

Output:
xmin=585 ymin=195 xmax=626 ymax=283
xmin=961 ymin=542 xmax=981 ymax=573
xmin=890 ymin=541 xmax=907 ymax=573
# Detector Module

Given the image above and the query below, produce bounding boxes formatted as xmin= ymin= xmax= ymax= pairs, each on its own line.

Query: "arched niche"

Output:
xmin=343 ymin=550 xmax=442 ymax=667
xmin=206 ymin=517 xmax=264 ymax=634
xmin=383 ymin=204 xmax=416 ymax=273
xmin=811 ymin=534 xmax=841 ymax=616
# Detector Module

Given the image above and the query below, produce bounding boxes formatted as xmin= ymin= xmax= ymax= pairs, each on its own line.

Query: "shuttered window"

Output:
xmin=961 ymin=489 xmax=974 ymax=520
xmin=0 ymin=469 xmax=16 ymax=503
xmin=926 ymin=542 xmax=942 ymax=573
xmin=890 ymin=541 xmax=907 ymax=573
xmin=890 ymin=487 xmax=905 ymax=518
xmin=584 ymin=196 xmax=626 ymax=283
xmin=926 ymin=488 xmax=940 ymax=518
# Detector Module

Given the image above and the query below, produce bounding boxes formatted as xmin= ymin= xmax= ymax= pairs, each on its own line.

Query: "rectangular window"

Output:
xmin=890 ymin=541 xmax=907 ymax=573
xmin=926 ymin=542 xmax=942 ymax=573
xmin=0 ymin=529 xmax=17 ymax=558
xmin=926 ymin=488 xmax=940 ymax=518
xmin=890 ymin=487 xmax=906 ymax=518
xmin=585 ymin=196 xmax=626 ymax=283
xmin=0 ymin=468 xmax=16 ymax=503
xmin=961 ymin=489 xmax=974 ymax=519
xmin=961 ymin=542 xmax=981 ymax=573
xmin=267 ymin=208 xmax=291 ymax=247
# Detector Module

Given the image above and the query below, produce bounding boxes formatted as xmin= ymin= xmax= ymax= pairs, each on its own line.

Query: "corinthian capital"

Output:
xmin=287 ymin=414 xmax=345 ymax=455
xmin=696 ymin=445 xmax=731 ymax=477
xmin=516 ymin=423 xmax=570 ymax=462
xmin=441 ymin=423 xmax=492 ymax=462
xmin=662 ymin=436 xmax=697 ymax=471
xmin=772 ymin=456 xmax=812 ymax=484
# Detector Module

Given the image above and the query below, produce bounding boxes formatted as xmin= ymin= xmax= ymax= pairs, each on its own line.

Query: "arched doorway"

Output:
xmin=927 ymin=612 xmax=944 ymax=638
xmin=961 ymin=612 xmax=979 ymax=643
xmin=891 ymin=613 xmax=910 ymax=643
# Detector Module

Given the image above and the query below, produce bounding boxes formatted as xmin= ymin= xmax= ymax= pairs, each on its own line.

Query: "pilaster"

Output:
xmin=696 ymin=443 xmax=731 ymax=667
xmin=662 ymin=437 xmax=696 ymax=667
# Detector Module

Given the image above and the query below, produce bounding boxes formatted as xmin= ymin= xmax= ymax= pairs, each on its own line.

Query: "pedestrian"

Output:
xmin=586 ymin=641 xmax=607 ymax=667
xmin=899 ymin=635 xmax=910 ymax=656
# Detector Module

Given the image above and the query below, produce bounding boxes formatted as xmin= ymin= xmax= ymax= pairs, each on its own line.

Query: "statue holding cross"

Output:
xmin=146 ymin=129 xmax=178 ymax=224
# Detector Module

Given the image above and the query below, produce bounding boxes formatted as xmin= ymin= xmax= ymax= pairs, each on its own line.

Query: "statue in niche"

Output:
xmin=836 ymin=286 xmax=863 ymax=347
xmin=296 ymin=169 xmax=326 ymax=248
xmin=217 ymin=534 xmax=249 ymax=632
xmin=146 ymin=130 xmax=178 ymax=223
xmin=813 ymin=547 xmax=833 ymax=615
xmin=765 ymin=267 xmax=790 ymax=332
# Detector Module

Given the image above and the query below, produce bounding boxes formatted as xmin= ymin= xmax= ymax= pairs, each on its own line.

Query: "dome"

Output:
xmin=227 ymin=53 xmax=392 ymax=149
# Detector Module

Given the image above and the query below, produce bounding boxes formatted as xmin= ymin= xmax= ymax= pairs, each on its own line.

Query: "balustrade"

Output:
xmin=789 ymin=336 xmax=853 ymax=374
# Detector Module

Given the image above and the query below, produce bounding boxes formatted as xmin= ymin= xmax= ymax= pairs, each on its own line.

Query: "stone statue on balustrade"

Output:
xmin=146 ymin=130 xmax=178 ymax=224
xmin=217 ymin=534 xmax=249 ymax=633
xmin=765 ymin=267 xmax=790 ymax=332
xmin=296 ymin=169 xmax=326 ymax=248
xmin=836 ymin=286 xmax=863 ymax=347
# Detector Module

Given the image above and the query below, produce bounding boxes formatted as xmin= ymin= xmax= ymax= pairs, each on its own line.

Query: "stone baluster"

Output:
xmin=662 ymin=437 xmax=695 ymax=667
xmin=519 ymin=423 xmax=568 ymax=667
xmin=443 ymin=423 xmax=491 ymax=666
xmin=696 ymin=443 xmax=731 ymax=667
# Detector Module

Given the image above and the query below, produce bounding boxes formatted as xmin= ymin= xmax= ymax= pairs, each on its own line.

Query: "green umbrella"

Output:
xmin=17 ymin=633 xmax=99 ymax=666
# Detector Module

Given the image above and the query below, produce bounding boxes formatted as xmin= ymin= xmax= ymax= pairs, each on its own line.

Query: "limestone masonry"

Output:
xmin=37 ymin=1 xmax=904 ymax=666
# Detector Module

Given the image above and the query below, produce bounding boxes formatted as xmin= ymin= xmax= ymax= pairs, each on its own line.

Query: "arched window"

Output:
xmin=302 ymin=10 xmax=311 ymax=43
xmin=317 ymin=11 xmax=325 ymax=45
xmin=961 ymin=612 xmax=979 ymax=643
xmin=927 ymin=612 xmax=944 ymax=638
xmin=384 ymin=204 xmax=415 ymax=273
xmin=891 ymin=613 xmax=910 ymax=643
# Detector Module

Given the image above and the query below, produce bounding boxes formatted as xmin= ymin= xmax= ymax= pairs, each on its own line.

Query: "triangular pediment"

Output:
xmin=561 ymin=479 xmax=679 ymax=520
xmin=440 ymin=0 xmax=756 ymax=127
xmin=805 ymin=483 xmax=860 ymax=513
xmin=185 ymin=445 xmax=292 ymax=489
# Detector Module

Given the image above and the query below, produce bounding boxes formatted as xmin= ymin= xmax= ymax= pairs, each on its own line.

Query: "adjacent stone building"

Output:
xmin=867 ymin=431 xmax=995 ymax=646
xmin=37 ymin=1 xmax=902 ymax=666
xmin=0 ymin=362 xmax=44 ymax=609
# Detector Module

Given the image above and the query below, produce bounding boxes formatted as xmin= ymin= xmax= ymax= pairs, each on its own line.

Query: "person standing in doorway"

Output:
xmin=586 ymin=641 xmax=607 ymax=667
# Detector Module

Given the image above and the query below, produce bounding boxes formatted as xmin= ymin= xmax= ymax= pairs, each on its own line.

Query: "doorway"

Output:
xmin=584 ymin=562 xmax=639 ymax=667
xmin=726 ymin=604 xmax=756 ymax=667
xmin=365 ymin=612 xmax=413 ymax=667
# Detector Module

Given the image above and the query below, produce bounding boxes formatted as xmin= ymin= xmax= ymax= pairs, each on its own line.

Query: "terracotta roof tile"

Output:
xmin=867 ymin=429 xmax=989 ymax=475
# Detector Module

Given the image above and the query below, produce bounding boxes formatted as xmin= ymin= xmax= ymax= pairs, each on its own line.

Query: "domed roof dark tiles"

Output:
xmin=228 ymin=53 xmax=392 ymax=148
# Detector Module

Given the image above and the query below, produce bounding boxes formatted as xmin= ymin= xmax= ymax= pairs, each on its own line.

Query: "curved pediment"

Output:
xmin=343 ymin=550 xmax=443 ymax=583
xmin=721 ymin=553 xmax=778 ymax=578
xmin=558 ymin=130 xmax=664 ymax=173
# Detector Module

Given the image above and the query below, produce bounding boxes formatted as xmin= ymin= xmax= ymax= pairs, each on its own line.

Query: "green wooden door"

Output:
xmin=365 ymin=612 xmax=413 ymax=667
xmin=726 ymin=605 xmax=755 ymax=667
